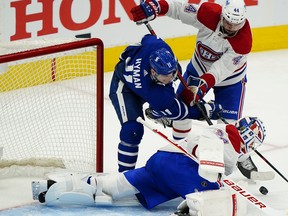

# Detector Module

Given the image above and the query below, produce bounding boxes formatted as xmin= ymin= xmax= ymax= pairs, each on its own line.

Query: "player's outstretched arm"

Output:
xmin=180 ymin=74 xmax=216 ymax=107
xmin=131 ymin=0 xmax=161 ymax=25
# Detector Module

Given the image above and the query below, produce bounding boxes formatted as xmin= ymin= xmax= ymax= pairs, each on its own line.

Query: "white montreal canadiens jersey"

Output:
xmin=160 ymin=124 xmax=241 ymax=175
xmin=165 ymin=1 xmax=252 ymax=86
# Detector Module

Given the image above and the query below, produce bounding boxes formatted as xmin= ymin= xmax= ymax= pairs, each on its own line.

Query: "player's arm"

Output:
xmin=130 ymin=0 xmax=200 ymax=26
xmin=209 ymin=50 xmax=248 ymax=84
xmin=180 ymin=49 xmax=247 ymax=107
xmin=145 ymin=99 xmax=222 ymax=126
xmin=180 ymin=73 xmax=216 ymax=106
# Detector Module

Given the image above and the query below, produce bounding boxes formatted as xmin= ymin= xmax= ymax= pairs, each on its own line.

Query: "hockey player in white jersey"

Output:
xmin=32 ymin=116 xmax=266 ymax=216
xmin=130 ymin=0 xmax=269 ymax=180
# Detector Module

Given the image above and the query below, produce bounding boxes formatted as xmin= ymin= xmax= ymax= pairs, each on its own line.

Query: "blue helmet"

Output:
xmin=149 ymin=48 xmax=178 ymax=75
xmin=235 ymin=116 xmax=266 ymax=154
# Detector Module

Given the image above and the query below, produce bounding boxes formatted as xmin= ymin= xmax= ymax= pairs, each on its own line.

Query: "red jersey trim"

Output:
xmin=226 ymin=124 xmax=241 ymax=153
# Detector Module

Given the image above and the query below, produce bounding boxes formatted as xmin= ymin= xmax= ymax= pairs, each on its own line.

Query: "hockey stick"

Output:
xmin=145 ymin=19 xmax=280 ymax=182
xmin=143 ymin=22 xmax=213 ymax=125
xmin=253 ymin=149 xmax=288 ymax=183
xmin=136 ymin=117 xmax=288 ymax=216
xmin=218 ymin=115 xmax=287 ymax=183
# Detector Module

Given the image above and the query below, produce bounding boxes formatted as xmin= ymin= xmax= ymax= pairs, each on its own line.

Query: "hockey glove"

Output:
xmin=180 ymin=74 xmax=216 ymax=107
xmin=130 ymin=0 xmax=160 ymax=25
xmin=198 ymin=100 xmax=223 ymax=120
xmin=145 ymin=108 xmax=172 ymax=128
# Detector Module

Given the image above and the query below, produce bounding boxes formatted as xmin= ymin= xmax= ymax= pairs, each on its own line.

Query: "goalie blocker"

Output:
xmin=173 ymin=187 xmax=247 ymax=216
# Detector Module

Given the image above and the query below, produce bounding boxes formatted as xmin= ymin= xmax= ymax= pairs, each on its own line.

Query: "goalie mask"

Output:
xmin=235 ymin=116 xmax=266 ymax=154
xmin=149 ymin=48 xmax=178 ymax=84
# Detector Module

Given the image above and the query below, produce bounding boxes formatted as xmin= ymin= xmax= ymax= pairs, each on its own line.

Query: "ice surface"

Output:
xmin=0 ymin=49 xmax=288 ymax=215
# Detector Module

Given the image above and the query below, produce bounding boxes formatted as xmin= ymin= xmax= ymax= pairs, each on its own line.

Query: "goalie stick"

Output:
xmin=219 ymin=116 xmax=285 ymax=182
xmin=136 ymin=117 xmax=288 ymax=216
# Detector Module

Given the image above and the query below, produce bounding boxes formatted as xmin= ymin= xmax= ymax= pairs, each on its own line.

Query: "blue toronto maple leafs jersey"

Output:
xmin=114 ymin=34 xmax=200 ymax=120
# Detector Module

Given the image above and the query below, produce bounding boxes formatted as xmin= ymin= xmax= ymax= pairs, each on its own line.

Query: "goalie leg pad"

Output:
xmin=45 ymin=173 xmax=96 ymax=206
xmin=186 ymin=187 xmax=247 ymax=216
xmin=99 ymin=172 xmax=139 ymax=200
xmin=85 ymin=173 xmax=137 ymax=205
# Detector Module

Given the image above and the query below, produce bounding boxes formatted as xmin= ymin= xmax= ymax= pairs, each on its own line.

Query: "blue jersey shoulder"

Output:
xmin=116 ymin=34 xmax=176 ymax=110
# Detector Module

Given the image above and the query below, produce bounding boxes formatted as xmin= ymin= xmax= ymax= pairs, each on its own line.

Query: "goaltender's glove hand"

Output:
xmin=145 ymin=108 xmax=172 ymax=128
xmin=180 ymin=74 xmax=216 ymax=107
xmin=130 ymin=0 xmax=160 ymax=25
xmin=198 ymin=100 xmax=223 ymax=120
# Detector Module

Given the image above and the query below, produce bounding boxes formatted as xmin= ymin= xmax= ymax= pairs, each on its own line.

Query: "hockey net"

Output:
xmin=0 ymin=38 xmax=104 ymax=178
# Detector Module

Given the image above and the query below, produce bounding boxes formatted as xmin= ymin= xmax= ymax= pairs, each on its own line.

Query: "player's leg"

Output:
xmin=32 ymin=172 xmax=139 ymax=206
xmin=109 ymin=72 xmax=144 ymax=172
xmin=213 ymin=78 xmax=259 ymax=179
xmin=32 ymin=173 xmax=97 ymax=206
xmin=213 ymin=77 xmax=246 ymax=123
xmin=122 ymin=151 xmax=211 ymax=210
xmin=173 ymin=62 xmax=198 ymax=140
xmin=87 ymin=172 xmax=139 ymax=201
xmin=172 ymin=119 xmax=192 ymax=140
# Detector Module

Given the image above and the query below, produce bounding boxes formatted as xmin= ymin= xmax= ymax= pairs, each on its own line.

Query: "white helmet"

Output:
xmin=222 ymin=0 xmax=247 ymax=24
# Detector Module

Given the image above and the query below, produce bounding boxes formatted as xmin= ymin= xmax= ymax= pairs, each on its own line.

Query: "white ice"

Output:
xmin=0 ymin=49 xmax=288 ymax=216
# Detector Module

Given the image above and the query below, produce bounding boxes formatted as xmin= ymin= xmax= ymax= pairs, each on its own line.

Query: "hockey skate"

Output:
xmin=170 ymin=199 xmax=190 ymax=216
xmin=237 ymin=156 xmax=274 ymax=181
xmin=32 ymin=179 xmax=56 ymax=203
xmin=171 ymin=208 xmax=190 ymax=216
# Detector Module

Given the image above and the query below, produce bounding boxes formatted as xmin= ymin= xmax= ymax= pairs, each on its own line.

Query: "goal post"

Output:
xmin=0 ymin=38 xmax=104 ymax=176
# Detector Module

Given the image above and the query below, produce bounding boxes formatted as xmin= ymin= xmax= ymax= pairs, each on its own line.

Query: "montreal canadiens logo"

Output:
xmin=196 ymin=42 xmax=223 ymax=62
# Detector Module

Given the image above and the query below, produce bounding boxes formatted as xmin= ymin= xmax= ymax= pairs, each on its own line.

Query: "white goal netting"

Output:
xmin=0 ymin=38 xmax=104 ymax=178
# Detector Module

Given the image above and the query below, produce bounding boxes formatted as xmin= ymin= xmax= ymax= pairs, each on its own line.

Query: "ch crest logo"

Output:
xmin=196 ymin=42 xmax=223 ymax=62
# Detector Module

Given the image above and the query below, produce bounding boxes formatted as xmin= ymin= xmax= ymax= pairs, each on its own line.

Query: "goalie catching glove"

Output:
xmin=181 ymin=74 xmax=216 ymax=107
xmin=130 ymin=0 xmax=160 ymax=25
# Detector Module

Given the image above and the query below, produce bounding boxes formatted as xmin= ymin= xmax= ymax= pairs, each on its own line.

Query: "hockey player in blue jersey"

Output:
xmin=109 ymin=34 xmax=222 ymax=172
